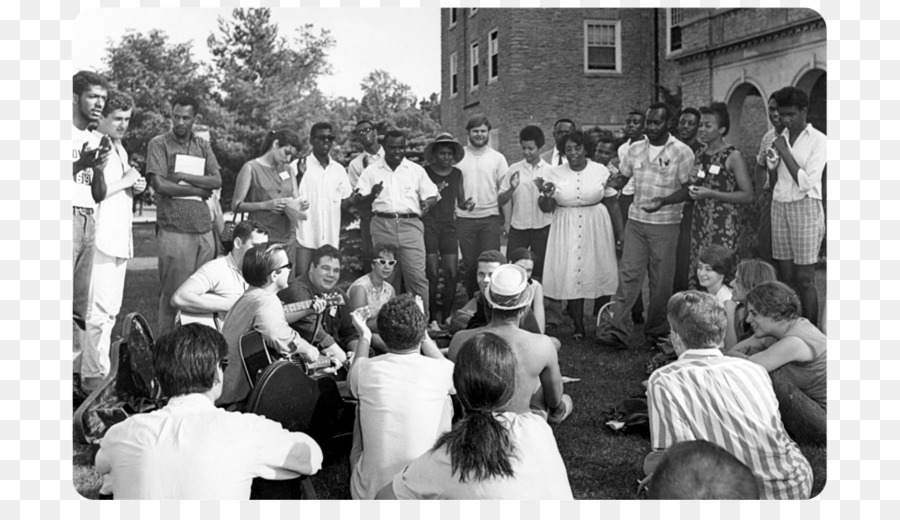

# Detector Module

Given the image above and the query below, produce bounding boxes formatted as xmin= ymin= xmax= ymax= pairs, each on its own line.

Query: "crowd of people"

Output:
xmin=73 ymin=68 xmax=825 ymax=499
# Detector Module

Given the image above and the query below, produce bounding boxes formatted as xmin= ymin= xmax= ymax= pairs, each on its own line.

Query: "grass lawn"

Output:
xmin=73 ymin=223 xmax=827 ymax=500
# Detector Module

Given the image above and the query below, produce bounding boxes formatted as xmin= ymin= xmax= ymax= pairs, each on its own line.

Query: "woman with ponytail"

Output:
xmin=376 ymin=332 xmax=573 ymax=499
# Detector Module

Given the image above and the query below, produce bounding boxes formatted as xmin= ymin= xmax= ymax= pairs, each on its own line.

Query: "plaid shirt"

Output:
xmin=619 ymin=134 xmax=694 ymax=225
xmin=146 ymin=131 xmax=220 ymax=234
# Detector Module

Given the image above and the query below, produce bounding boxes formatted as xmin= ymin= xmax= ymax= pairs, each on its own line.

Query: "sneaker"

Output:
xmin=548 ymin=394 xmax=574 ymax=424
xmin=594 ymin=330 xmax=629 ymax=350
xmin=428 ymin=320 xmax=442 ymax=332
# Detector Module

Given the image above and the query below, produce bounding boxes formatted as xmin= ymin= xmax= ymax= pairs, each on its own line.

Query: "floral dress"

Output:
xmin=689 ymin=146 xmax=743 ymax=289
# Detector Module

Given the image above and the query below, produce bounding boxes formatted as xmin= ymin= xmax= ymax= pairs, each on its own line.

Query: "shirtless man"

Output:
xmin=448 ymin=264 xmax=572 ymax=423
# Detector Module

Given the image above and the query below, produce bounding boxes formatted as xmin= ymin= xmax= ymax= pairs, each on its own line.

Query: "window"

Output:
xmin=488 ymin=29 xmax=499 ymax=82
xmin=450 ymin=52 xmax=458 ymax=97
xmin=449 ymin=8 xmax=457 ymax=29
xmin=469 ymin=8 xmax=478 ymax=17
xmin=470 ymin=42 xmax=479 ymax=91
xmin=668 ymin=9 xmax=684 ymax=53
xmin=584 ymin=20 xmax=621 ymax=73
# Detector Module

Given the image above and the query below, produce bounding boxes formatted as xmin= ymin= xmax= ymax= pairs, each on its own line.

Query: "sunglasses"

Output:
xmin=374 ymin=259 xmax=397 ymax=267
xmin=219 ymin=358 xmax=229 ymax=370
xmin=316 ymin=135 xmax=336 ymax=142
xmin=271 ymin=261 xmax=293 ymax=273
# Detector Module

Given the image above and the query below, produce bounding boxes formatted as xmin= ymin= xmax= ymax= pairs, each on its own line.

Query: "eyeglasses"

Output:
xmin=219 ymin=358 xmax=229 ymax=371
xmin=315 ymin=135 xmax=336 ymax=142
xmin=354 ymin=127 xmax=374 ymax=135
xmin=271 ymin=262 xmax=293 ymax=273
xmin=374 ymin=259 xmax=397 ymax=267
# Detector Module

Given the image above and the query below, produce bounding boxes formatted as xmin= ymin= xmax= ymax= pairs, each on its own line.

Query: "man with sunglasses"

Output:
xmin=218 ymin=243 xmax=322 ymax=410
xmin=347 ymin=120 xmax=385 ymax=271
xmin=294 ymin=122 xmax=353 ymax=278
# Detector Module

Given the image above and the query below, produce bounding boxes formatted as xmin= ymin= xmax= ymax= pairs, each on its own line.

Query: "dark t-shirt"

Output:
xmin=277 ymin=275 xmax=357 ymax=349
xmin=423 ymin=166 xmax=462 ymax=223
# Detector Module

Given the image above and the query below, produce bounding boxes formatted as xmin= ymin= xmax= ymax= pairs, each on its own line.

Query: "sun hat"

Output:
xmin=424 ymin=133 xmax=465 ymax=165
xmin=483 ymin=264 xmax=535 ymax=311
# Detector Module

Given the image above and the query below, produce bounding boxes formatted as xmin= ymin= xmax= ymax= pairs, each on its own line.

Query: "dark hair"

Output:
xmin=519 ymin=125 xmax=545 ymax=148
xmin=667 ymin=291 xmax=727 ymax=349
xmin=772 ymin=86 xmax=810 ymax=111
xmin=679 ymin=107 xmax=701 ymax=122
xmin=734 ymin=259 xmax=777 ymax=293
xmin=553 ymin=118 xmax=576 ymax=130
xmin=466 ymin=114 xmax=491 ymax=131
xmin=153 ymin=324 xmax=228 ymax=397
xmin=101 ymin=90 xmax=134 ymax=117
xmin=648 ymin=440 xmax=760 ymax=499
xmin=648 ymin=102 xmax=674 ymax=123
xmin=355 ymin=119 xmax=375 ymax=128
xmin=311 ymin=244 xmax=342 ymax=268
xmin=223 ymin=219 xmax=267 ymax=254
xmin=745 ymin=281 xmax=802 ymax=322
xmin=376 ymin=294 xmax=426 ymax=352
xmin=372 ymin=242 xmax=399 ymax=261
xmin=507 ymin=247 xmax=536 ymax=265
xmin=309 ymin=122 xmax=333 ymax=139
xmin=259 ymin=128 xmax=302 ymax=156
xmin=73 ymin=70 xmax=109 ymax=96
xmin=242 ymin=243 xmax=287 ymax=287
xmin=627 ymin=109 xmax=645 ymax=119
xmin=383 ymin=129 xmax=406 ymax=142
xmin=699 ymin=102 xmax=731 ymax=136
xmin=561 ymin=130 xmax=594 ymax=159
xmin=595 ymin=134 xmax=615 ymax=147
xmin=171 ymin=93 xmax=200 ymax=115
xmin=698 ymin=244 xmax=736 ymax=285
xmin=477 ymin=250 xmax=506 ymax=265
xmin=432 ymin=333 xmax=517 ymax=483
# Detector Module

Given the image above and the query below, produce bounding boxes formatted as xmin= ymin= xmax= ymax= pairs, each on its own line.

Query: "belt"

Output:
xmin=73 ymin=206 xmax=94 ymax=214
xmin=374 ymin=212 xmax=420 ymax=220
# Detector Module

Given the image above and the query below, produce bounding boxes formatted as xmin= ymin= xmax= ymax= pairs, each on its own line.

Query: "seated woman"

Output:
xmin=727 ymin=281 xmax=826 ymax=445
xmin=507 ymin=248 xmax=546 ymax=333
xmin=696 ymin=244 xmax=735 ymax=305
xmin=377 ymin=332 xmax=573 ymax=499
xmin=347 ymin=243 xmax=398 ymax=353
xmin=724 ymin=259 xmax=778 ymax=349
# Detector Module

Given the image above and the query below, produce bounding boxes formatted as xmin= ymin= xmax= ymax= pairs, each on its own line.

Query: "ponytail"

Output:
xmin=433 ymin=410 xmax=516 ymax=483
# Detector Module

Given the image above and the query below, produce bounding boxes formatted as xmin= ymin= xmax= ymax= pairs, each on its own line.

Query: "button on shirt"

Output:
xmin=455 ymin=145 xmax=510 ymax=219
xmin=619 ymin=134 xmax=694 ymax=225
xmin=772 ymin=124 xmax=826 ymax=202
xmin=507 ymin=159 xmax=553 ymax=230
xmin=347 ymin=147 xmax=385 ymax=188
xmin=73 ymin=125 xmax=101 ymax=210
xmin=93 ymin=135 xmax=134 ymax=259
xmin=356 ymin=158 xmax=439 ymax=215
xmin=296 ymin=158 xmax=352 ymax=248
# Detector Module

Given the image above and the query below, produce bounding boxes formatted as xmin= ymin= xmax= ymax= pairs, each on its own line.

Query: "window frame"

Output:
xmin=488 ymin=28 xmax=499 ymax=83
xmin=470 ymin=41 xmax=480 ymax=92
xmin=468 ymin=8 xmax=478 ymax=18
xmin=667 ymin=8 xmax=684 ymax=55
xmin=583 ymin=20 xmax=622 ymax=75
xmin=450 ymin=52 xmax=458 ymax=98
xmin=449 ymin=8 xmax=458 ymax=29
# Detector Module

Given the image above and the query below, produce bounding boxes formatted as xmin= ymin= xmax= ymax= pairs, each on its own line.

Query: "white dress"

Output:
xmin=543 ymin=161 xmax=618 ymax=299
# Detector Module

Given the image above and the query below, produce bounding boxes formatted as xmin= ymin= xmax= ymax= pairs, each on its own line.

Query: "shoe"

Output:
xmin=429 ymin=320 xmax=442 ymax=332
xmin=548 ymin=394 xmax=574 ymax=424
xmin=594 ymin=330 xmax=628 ymax=350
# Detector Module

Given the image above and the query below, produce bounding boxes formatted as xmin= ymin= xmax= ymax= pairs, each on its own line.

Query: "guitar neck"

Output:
xmin=282 ymin=300 xmax=315 ymax=314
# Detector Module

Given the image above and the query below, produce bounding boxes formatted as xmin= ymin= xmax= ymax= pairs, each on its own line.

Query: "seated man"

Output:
xmin=646 ymin=440 xmax=759 ymax=500
xmin=645 ymin=290 xmax=812 ymax=500
xmin=278 ymin=245 xmax=354 ymax=364
xmin=171 ymin=220 xmax=269 ymax=329
xmin=218 ymin=243 xmax=321 ymax=410
xmin=95 ymin=323 xmax=323 ymax=499
xmin=449 ymin=264 xmax=572 ymax=424
xmin=346 ymin=294 xmax=455 ymax=499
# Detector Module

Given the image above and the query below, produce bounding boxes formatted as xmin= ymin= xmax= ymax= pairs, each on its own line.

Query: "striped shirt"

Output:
xmin=618 ymin=134 xmax=694 ymax=225
xmin=648 ymin=348 xmax=812 ymax=500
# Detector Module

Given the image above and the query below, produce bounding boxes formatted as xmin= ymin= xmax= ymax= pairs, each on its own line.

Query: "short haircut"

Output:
xmin=383 ymin=129 xmax=406 ymax=142
xmin=477 ymin=250 xmax=507 ymax=266
xmin=372 ymin=242 xmax=399 ymax=260
xmin=466 ymin=114 xmax=491 ymax=131
xmin=772 ymin=86 xmax=810 ymax=111
xmin=627 ymin=109 xmax=645 ymax=118
xmin=309 ymin=121 xmax=333 ymax=138
xmin=171 ymin=93 xmax=200 ymax=115
xmin=553 ymin=118 xmax=576 ymax=130
xmin=73 ymin=70 xmax=109 ymax=96
xmin=734 ymin=259 xmax=778 ymax=292
xmin=310 ymin=244 xmax=342 ymax=267
xmin=595 ymin=134 xmax=615 ymax=147
xmin=698 ymin=244 xmax=736 ymax=285
xmin=679 ymin=107 xmax=701 ymax=122
xmin=376 ymin=294 xmax=426 ymax=352
xmin=699 ymin=102 xmax=731 ymax=136
xmin=101 ymin=90 xmax=134 ymax=117
xmin=519 ymin=125 xmax=545 ymax=148
xmin=223 ymin=219 xmax=267 ymax=254
xmin=355 ymin=119 xmax=375 ymax=128
xmin=507 ymin=247 xmax=536 ymax=265
xmin=153 ymin=324 xmax=228 ymax=397
xmin=242 ymin=243 xmax=286 ymax=288
xmin=745 ymin=281 xmax=802 ymax=322
xmin=648 ymin=102 xmax=674 ymax=122
xmin=667 ymin=290 xmax=727 ymax=349
xmin=561 ymin=130 xmax=595 ymax=159
xmin=648 ymin=440 xmax=760 ymax=499
xmin=259 ymin=128 xmax=302 ymax=156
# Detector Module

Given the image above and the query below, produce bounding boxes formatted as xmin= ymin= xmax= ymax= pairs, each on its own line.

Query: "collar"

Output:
xmin=678 ymin=348 xmax=724 ymax=361
xmin=166 ymin=393 xmax=216 ymax=409
xmin=167 ymin=129 xmax=196 ymax=146
xmin=465 ymin=145 xmax=492 ymax=156
xmin=378 ymin=157 xmax=412 ymax=172
xmin=781 ymin=123 xmax=812 ymax=141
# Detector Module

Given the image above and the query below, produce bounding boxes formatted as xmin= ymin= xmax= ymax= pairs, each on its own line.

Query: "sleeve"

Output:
xmin=202 ymin=140 xmax=221 ymax=176
xmin=255 ymin=295 xmax=303 ymax=355
xmin=497 ymin=153 xmax=511 ymax=192
xmin=346 ymin=156 xmax=363 ymax=188
xmin=338 ymin=166 xmax=353 ymax=198
xmin=756 ymin=134 xmax=769 ymax=167
xmin=618 ymin=147 xmax=634 ymax=179
xmin=675 ymin=146 xmax=694 ymax=185
xmin=356 ymin=166 xmax=374 ymax=197
xmin=185 ymin=261 xmax=217 ymax=295
xmin=390 ymin=450 xmax=448 ymax=500
xmin=243 ymin=415 xmax=324 ymax=479
xmin=418 ymin=166 xmax=439 ymax=200
xmin=797 ymin=133 xmax=826 ymax=195
xmin=145 ymin=137 xmax=168 ymax=178
xmin=599 ymin=164 xmax=618 ymax=198
xmin=348 ymin=357 xmax=368 ymax=399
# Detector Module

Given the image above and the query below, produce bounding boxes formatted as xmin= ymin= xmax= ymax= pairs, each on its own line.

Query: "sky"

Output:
xmin=73 ymin=7 xmax=441 ymax=101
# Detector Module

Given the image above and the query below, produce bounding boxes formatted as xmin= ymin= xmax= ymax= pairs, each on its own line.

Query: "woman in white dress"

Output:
xmin=539 ymin=131 xmax=622 ymax=339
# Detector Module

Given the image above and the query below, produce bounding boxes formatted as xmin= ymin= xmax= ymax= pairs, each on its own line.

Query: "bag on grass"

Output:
xmin=603 ymin=394 xmax=650 ymax=437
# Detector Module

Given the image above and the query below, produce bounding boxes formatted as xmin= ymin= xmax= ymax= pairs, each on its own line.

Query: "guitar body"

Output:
xmin=239 ymin=331 xmax=337 ymax=389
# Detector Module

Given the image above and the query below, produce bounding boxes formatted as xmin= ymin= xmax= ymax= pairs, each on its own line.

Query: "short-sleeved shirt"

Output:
xmin=73 ymin=125 xmax=101 ymax=210
xmin=296 ymin=157 xmax=352 ymax=248
xmin=93 ymin=136 xmax=134 ymax=258
xmin=277 ymin=275 xmax=355 ymax=349
xmin=356 ymin=158 xmax=439 ymax=215
xmin=772 ymin=124 xmax=826 ymax=202
xmin=243 ymin=159 xmax=295 ymax=243
xmin=184 ymin=254 xmax=247 ymax=305
xmin=347 ymin=147 xmax=385 ymax=188
xmin=507 ymin=159 xmax=553 ymax=230
xmin=619 ymin=134 xmax=694 ymax=225
xmin=455 ymin=145 xmax=510 ymax=219
xmin=95 ymin=393 xmax=322 ymax=499
xmin=423 ymin=166 xmax=463 ymax=224
xmin=146 ymin=131 xmax=221 ymax=234
xmin=348 ymin=274 xmax=396 ymax=317
xmin=616 ymin=138 xmax=645 ymax=197
xmin=391 ymin=412 xmax=573 ymax=500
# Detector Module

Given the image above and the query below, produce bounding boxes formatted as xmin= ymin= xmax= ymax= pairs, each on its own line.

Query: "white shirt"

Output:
xmin=95 ymin=393 xmax=323 ymax=499
xmin=507 ymin=159 xmax=553 ymax=230
xmin=546 ymin=147 xmax=568 ymax=167
xmin=73 ymin=125 xmax=101 ymax=209
xmin=348 ymin=352 xmax=455 ymax=499
xmin=347 ymin=146 xmax=385 ymax=188
xmin=773 ymin=123 xmax=826 ymax=202
xmin=185 ymin=254 xmax=247 ymax=303
xmin=356 ymin=158 xmax=439 ymax=215
xmin=455 ymin=145 xmax=510 ymax=219
xmin=296 ymin=157 xmax=352 ymax=248
xmin=93 ymin=136 xmax=134 ymax=258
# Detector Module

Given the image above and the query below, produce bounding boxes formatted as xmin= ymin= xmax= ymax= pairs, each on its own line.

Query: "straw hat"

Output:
xmin=424 ymin=133 xmax=465 ymax=165
xmin=483 ymin=264 xmax=535 ymax=311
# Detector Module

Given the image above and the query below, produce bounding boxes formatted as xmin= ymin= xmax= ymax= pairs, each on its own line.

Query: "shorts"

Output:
xmin=423 ymin=219 xmax=459 ymax=256
xmin=771 ymin=198 xmax=825 ymax=265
